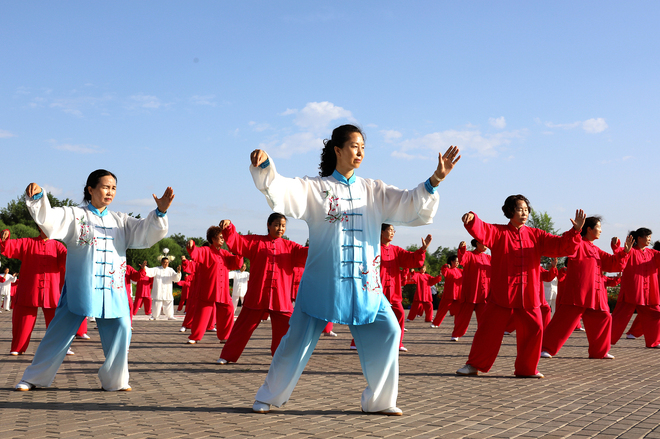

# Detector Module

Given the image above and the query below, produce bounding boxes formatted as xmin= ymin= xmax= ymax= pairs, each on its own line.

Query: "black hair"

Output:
xmin=631 ymin=227 xmax=652 ymax=245
xmin=581 ymin=215 xmax=602 ymax=238
xmin=267 ymin=212 xmax=286 ymax=226
xmin=653 ymin=241 xmax=660 ymax=251
xmin=502 ymin=195 xmax=531 ymax=219
xmin=207 ymin=226 xmax=223 ymax=244
xmin=382 ymin=223 xmax=393 ymax=232
xmin=84 ymin=169 xmax=117 ymax=203
xmin=447 ymin=253 xmax=458 ymax=265
xmin=470 ymin=238 xmax=478 ymax=248
xmin=318 ymin=124 xmax=365 ymax=177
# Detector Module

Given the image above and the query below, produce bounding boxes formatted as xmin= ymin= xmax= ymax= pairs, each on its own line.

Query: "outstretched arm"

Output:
xmin=250 ymin=150 xmax=269 ymax=168
xmin=420 ymin=234 xmax=432 ymax=252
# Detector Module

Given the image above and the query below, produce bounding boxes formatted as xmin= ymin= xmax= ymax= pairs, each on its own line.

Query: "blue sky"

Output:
xmin=1 ymin=1 xmax=659 ymax=253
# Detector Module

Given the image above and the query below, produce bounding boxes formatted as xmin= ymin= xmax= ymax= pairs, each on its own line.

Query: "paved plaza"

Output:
xmin=1 ymin=308 xmax=659 ymax=438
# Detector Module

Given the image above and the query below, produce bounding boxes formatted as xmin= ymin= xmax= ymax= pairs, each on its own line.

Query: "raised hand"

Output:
xmin=25 ymin=183 xmax=42 ymax=198
xmin=219 ymin=219 xmax=231 ymax=230
xmin=550 ymin=257 xmax=558 ymax=269
xmin=459 ymin=241 xmax=466 ymax=249
xmin=187 ymin=239 xmax=196 ymax=252
xmin=1 ymin=229 xmax=9 ymax=243
xmin=611 ymin=237 xmax=621 ymax=250
xmin=250 ymin=149 xmax=269 ymax=167
xmin=153 ymin=187 xmax=175 ymax=213
xmin=623 ymin=235 xmax=634 ymax=253
xmin=177 ymin=265 xmax=182 ymax=273
xmin=570 ymin=209 xmax=586 ymax=231
xmin=461 ymin=212 xmax=475 ymax=225
xmin=420 ymin=234 xmax=433 ymax=251
xmin=434 ymin=146 xmax=461 ymax=181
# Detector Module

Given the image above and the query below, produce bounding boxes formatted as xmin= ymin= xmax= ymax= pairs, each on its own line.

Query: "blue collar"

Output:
xmin=332 ymin=169 xmax=356 ymax=186
xmin=88 ymin=204 xmax=109 ymax=218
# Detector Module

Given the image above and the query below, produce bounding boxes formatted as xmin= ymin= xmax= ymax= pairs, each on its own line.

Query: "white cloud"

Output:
xmin=51 ymin=141 xmax=105 ymax=154
xmin=190 ymin=95 xmax=216 ymax=106
xmin=489 ymin=116 xmax=506 ymax=129
xmin=544 ymin=117 xmax=608 ymax=134
xmin=260 ymin=132 xmax=323 ymax=159
xmin=381 ymin=130 xmax=402 ymax=143
xmin=582 ymin=118 xmax=608 ymax=133
xmin=42 ymin=184 xmax=63 ymax=196
xmin=394 ymin=128 xmax=524 ymax=159
xmin=293 ymin=101 xmax=354 ymax=134
xmin=249 ymin=121 xmax=271 ymax=132
xmin=129 ymin=94 xmax=164 ymax=109
xmin=280 ymin=108 xmax=298 ymax=116
xmin=0 ymin=129 xmax=16 ymax=138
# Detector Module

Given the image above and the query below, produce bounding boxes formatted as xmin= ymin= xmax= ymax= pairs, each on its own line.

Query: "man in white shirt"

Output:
xmin=1 ymin=267 xmax=17 ymax=311
xmin=229 ymin=263 xmax=250 ymax=316
xmin=144 ymin=255 xmax=181 ymax=320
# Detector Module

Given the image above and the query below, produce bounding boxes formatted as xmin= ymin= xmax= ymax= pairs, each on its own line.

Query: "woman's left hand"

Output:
xmin=153 ymin=187 xmax=175 ymax=213
xmin=623 ymin=235 xmax=634 ymax=253
xmin=434 ymin=146 xmax=461 ymax=181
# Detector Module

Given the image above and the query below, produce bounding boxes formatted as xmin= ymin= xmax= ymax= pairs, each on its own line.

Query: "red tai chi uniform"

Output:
xmin=1 ymin=231 xmax=67 ymax=354
xmin=504 ymin=267 xmax=556 ymax=334
xmin=610 ymin=246 xmax=660 ymax=348
xmin=131 ymin=269 xmax=153 ymax=316
xmin=431 ymin=265 xmax=462 ymax=327
xmin=125 ymin=265 xmax=137 ymax=327
xmin=407 ymin=271 xmax=442 ymax=322
xmin=187 ymin=242 xmax=243 ymax=342
xmin=461 ymin=213 xmax=580 ymax=376
xmin=219 ymin=224 xmax=308 ymax=362
xmin=453 ymin=246 xmax=491 ymax=338
xmin=542 ymin=238 xmax=628 ymax=358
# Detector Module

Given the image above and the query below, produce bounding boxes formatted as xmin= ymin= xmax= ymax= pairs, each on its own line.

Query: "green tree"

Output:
xmin=527 ymin=208 xmax=561 ymax=267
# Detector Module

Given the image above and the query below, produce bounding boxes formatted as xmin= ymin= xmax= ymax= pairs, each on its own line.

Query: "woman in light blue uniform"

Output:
xmin=16 ymin=170 xmax=173 ymax=391
xmin=248 ymin=124 xmax=461 ymax=415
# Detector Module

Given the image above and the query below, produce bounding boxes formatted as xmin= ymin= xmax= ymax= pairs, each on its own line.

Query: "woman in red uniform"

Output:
xmin=217 ymin=214 xmax=308 ymax=363
xmin=186 ymin=226 xmax=243 ymax=344
xmin=430 ymin=254 xmax=462 ymax=330
xmin=541 ymin=216 xmax=631 ymax=359
xmin=131 ymin=261 xmax=153 ymax=316
xmin=610 ymin=228 xmax=660 ymax=348
xmin=406 ymin=265 xmax=442 ymax=323
xmin=452 ymin=239 xmax=490 ymax=340
xmin=456 ymin=195 xmax=585 ymax=378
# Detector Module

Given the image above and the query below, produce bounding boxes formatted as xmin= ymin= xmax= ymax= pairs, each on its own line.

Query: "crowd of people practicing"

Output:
xmin=2 ymin=124 xmax=659 ymax=417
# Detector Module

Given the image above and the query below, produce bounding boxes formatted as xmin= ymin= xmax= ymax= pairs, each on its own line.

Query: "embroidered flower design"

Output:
xmin=324 ymin=195 xmax=348 ymax=224
xmin=361 ymin=256 xmax=382 ymax=293
xmin=76 ymin=217 xmax=96 ymax=247
xmin=109 ymin=261 xmax=127 ymax=290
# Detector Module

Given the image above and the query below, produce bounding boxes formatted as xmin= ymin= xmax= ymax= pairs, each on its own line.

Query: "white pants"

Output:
xmin=153 ymin=300 xmax=173 ymax=319
xmin=21 ymin=292 xmax=131 ymax=390
xmin=232 ymin=290 xmax=245 ymax=315
xmin=1 ymin=293 xmax=9 ymax=310
xmin=255 ymin=300 xmax=400 ymax=412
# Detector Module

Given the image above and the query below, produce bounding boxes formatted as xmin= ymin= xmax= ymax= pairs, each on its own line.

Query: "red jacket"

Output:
xmin=618 ymin=247 xmax=660 ymax=306
xmin=0 ymin=231 xmax=67 ymax=308
xmin=125 ymin=265 xmax=137 ymax=298
xmin=223 ymin=223 xmax=308 ymax=312
xmin=464 ymin=213 xmax=581 ymax=309
xmin=380 ymin=244 xmax=426 ymax=304
xmin=131 ymin=268 xmax=154 ymax=299
xmin=441 ymin=265 xmax=463 ymax=301
xmin=187 ymin=242 xmax=243 ymax=304
xmin=560 ymin=238 xmax=629 ymax=310
xmin=457 ymin=246 xmax=491 ymax=303
xmin=408 ymin=271 xmax=442 ymax=303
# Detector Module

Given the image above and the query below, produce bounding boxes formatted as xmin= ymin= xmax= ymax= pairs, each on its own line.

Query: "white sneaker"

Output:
xmin=76 ymin=333 xmax=91 ymax=340
xmin=516 ymin=372 xmax=545 ymax=378
xmin=603 ymin=353 xmax=615 ymax=359
xmin=403 ymin=328 xmax=408 ymax=332
xmin=626 ymin=334 xmax=636 ymax=339
xmin=363 ymin=406 xmax=403 ymax=416
xmin=430 ymin=324 xmax=438 ymax=328
xmin=148 ymin=316 xmax=155 ymax=321
xmin=252 ymin=401 xmax=271 ymax=413
xmin=211 ymin=328 xmax=217 ymax=332
xmin=216 ymin=358 xmax=228 ymax=365
xmin=399 ymin=346 xmax=408 ymax=352
xmin=405 ymin=319 xmax=412 ymax=322
xmin=456 ymin=364 xmax=478 ymax=376
xmin=10 ymin=351 xmax=19 ymax=356
xmin=66 ymin=349 xmax=74 ymax=355
xmin=167 ymin=317 xmax=177 ymax=321
xmin=15 ymin=380 xmax=34 ymax=391
xmin=323 ymin=331 xmax=338 ymax=337
xmin=186 ymin=340 xmax=197 ymax=344
xmin=503 ymin=331 xmax=511 ymax=335
xmin=540 ymin=351 xmax=552 ymax=358
xmin=576 ymin=327 xmax=585 ymax=332
xmin=450 ymin=337 xmax=459 ymax=341
xmin=179 ymin=327 xmax=186 ymax=332
xmin=349 ymin=345 xmax=357 ymax=350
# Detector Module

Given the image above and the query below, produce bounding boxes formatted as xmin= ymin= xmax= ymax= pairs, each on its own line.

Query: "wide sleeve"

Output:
xmin=56 ymin=242 xmax=67 ymax=271
xmin=541 ymin=267 xmax=558 ymax=282
xmin=429 ymin=274 xmax=443 ymax=285
xmin=457 ymin=245 xmax=468 ymax=265
xmin=374 ymin=179 xmax=440 ymax=227
xmin=250 ymin=158 xmax=312 ymax=220
xmin=25 ymin=193 xmax=77 ymax=243
xmin=394 ymin=246 xmax=426 ymax=270
xmin=222 ymin=223 xmax=258 ymax=260
xmin=143 ymin=267 xmax=157 ymax=278
xmin=291 ymin=242 xmax=309 ymax=268
xmin=538 ymin=228 xmax=581 ymax=258
xmin=222 ymin=250 xmax=244 ymax=272
xmin=598 ymin=247 xmax=629 ymax=273
xmin=0 ymin=233 xmax=27 ymax=259
xmin=464 ymin=213 xmax=500 ymax=248
xmin=121 ymin=209 xmax=168 ymax=250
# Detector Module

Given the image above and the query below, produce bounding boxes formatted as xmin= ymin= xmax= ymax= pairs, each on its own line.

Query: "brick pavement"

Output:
xmin=1 ymin=308 xmax=660 ymax=438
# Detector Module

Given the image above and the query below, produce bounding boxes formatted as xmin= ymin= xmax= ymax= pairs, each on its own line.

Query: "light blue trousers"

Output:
xmin=21 ymin=293 xmax=131 ymax=391
xmin=255 ymin=300 xmax=401 ymax=412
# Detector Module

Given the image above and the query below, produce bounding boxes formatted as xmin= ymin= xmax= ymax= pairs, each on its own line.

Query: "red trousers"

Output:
xmin=391 ymin=301 xmax=406 ymax=347
xmin=466 ymin=302 xmax=544 ymax=376
xmin=542 ymin=304 xmax=611 ymax=358
xmin=322 ymin=322 xmax=334 ymax=333
xmin=432 ymin=295 xmax=458 ymax=327
xmin=407 ymin=301 xmax=433 ymax=322
xmin=177 ymin=298 xmax=187 ymax=311
xmin=76 ymin=318 xmax=87 ymax=337
xmin=627 ymin=313 xmax=643 ymax=337
xmin=504 ymin=302 xmax=551 ymax=333
xmin=132 ymin=297 xmax=152 ymax=315
xmin=189 ymin=301 xmax=233 ymax=341
xmin=219 ymin=307 xmax=292 ymax=362
xmin=452 ymin=301 xmax=487 ymax=338
xmin=11 ymin=305 xmax=56 ymax=353
xmin=611 ymin=302 xmax=660 ymax=348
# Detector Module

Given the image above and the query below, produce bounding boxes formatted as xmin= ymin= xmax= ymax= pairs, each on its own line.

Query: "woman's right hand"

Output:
xmin=219 ymin=220 xmax=232 ymax=230
xmin=461 ymin=213 xmax=474 ymax=224
xmin=25 ymin=183 xmax=42 ymax=198
xmin=250 ymin=149 xmax=269 ymax=167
